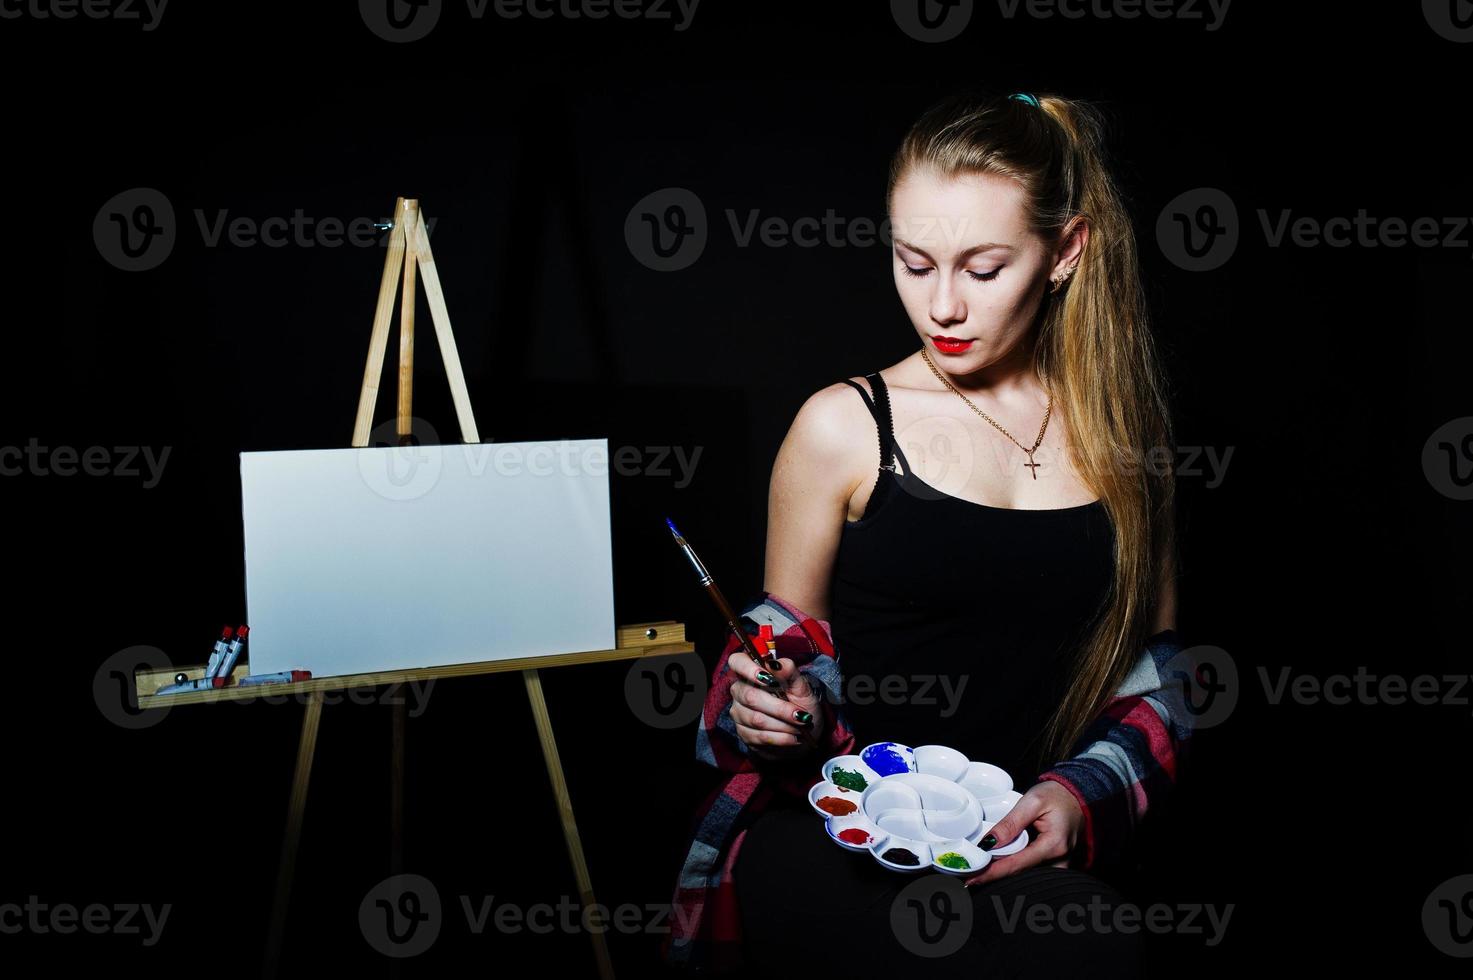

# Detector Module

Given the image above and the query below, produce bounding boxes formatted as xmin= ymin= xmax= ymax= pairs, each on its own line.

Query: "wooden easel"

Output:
xmin=132 ymin=199 xmax=692 ymax=979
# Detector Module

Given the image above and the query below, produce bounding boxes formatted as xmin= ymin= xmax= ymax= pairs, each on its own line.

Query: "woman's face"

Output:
xmin=889 ymin=166 xmax=1064 ymax=375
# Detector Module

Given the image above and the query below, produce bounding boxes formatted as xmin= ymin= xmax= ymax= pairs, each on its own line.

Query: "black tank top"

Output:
xmin=830 ymin=371 xmax=1116 ymax=783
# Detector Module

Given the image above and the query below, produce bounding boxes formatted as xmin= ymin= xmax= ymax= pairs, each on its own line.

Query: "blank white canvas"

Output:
xmin=240 ymin=439 xmax=616 ymax=678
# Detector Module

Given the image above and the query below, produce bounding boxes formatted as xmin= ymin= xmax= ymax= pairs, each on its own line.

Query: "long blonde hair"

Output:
xmin=887 ymin=90 xmax=1178 ymax=774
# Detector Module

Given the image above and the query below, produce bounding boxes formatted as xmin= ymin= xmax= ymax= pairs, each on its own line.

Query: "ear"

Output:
xmin=1051 ymin=216 xmax=1089 ymax=280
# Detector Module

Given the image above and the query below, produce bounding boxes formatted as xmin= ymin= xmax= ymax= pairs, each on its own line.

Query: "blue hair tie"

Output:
xmin=1009 ymin=92 xmax=1040 ymax=107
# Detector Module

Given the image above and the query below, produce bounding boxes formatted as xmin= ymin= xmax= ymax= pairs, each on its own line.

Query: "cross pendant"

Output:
xmin=1024 ymin=454 xmax=1041 ymax=479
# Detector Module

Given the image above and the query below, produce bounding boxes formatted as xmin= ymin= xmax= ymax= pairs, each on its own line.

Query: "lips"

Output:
xmin=931 ymin=336 xmax=974 ymax=353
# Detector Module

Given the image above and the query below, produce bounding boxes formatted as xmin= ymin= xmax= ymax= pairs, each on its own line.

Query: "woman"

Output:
xmin=662 ymin=90 xmax=1189 ymax=978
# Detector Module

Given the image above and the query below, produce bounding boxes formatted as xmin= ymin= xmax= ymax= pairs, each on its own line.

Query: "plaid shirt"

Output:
xmin=659 ymin=591 xmax=1192 ymax=974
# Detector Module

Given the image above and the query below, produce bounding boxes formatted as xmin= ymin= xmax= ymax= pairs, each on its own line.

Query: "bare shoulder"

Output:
xmin=771 ymin=378 xmax=876 ymax=497
xmin=786 ymin=377 xmax=873 ymax=451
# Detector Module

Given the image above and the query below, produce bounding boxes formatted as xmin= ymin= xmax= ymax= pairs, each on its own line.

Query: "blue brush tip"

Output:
xmin=664 ymin=516 xmax=681 ymax=537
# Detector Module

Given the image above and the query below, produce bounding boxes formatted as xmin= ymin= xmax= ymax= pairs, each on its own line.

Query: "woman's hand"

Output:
xmin=727 ymin=642 xmax=826 ymax=762
xmin=964 ymin=780 xmax=1084 ymax=887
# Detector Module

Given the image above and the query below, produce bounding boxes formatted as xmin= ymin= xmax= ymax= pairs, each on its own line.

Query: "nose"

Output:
xmin=929 ymin=273 xmax=965 ymax=327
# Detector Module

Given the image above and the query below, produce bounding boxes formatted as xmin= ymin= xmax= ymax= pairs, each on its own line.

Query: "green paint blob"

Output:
xmin=936 ymin=851 xmax=971 ymax=870
xmin=830 ymin=766 xmax=868 ymax=791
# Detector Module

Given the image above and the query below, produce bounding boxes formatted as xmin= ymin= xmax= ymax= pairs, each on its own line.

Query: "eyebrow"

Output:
xmin=895 ymin=238 xmax=1016 ymax=259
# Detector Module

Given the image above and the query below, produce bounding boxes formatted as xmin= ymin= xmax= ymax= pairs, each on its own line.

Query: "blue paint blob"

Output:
xmin=861 ymin=742 xmax=915 ymax=776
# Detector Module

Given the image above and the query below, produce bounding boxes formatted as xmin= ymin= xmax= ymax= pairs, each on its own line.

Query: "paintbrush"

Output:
xmin=664 ymin=516 xmax=819 ymax=743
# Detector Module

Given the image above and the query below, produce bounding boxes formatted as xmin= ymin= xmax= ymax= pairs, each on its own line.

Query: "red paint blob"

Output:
xmin=817 ymin=796 xmax=858 ymax=816
xmin=838 ymin=828 xmax=872 ymax=845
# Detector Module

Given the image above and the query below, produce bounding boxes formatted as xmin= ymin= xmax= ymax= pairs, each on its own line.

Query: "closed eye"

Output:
xmin=900 ymin=264 xmax=1002 ymax=282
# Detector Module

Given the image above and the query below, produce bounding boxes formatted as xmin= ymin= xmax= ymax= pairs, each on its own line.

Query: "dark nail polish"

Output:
xmin=756 ymin=670 xmax=774 ymax=685
xmin=767 ymin=659 xmax=782 ymax=672
xmin=980 ymin=834 xmax=997 ymax=850
xmin=794 ymin=709 xmax=812 ymax=725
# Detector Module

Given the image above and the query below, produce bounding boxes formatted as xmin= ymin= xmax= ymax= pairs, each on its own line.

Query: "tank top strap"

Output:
xmin=839 ymin=372 xmax=915 ymax=477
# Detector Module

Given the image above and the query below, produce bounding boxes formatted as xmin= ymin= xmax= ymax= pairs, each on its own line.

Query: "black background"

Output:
xmin=4 ymin=2 xmax=1470 ymax=977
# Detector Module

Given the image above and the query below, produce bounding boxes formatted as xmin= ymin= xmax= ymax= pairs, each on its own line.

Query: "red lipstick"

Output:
xmin=931 ymin=336 xmax=974 ymax=354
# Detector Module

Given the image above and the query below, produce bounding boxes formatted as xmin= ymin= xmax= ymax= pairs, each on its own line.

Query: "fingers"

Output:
xmin=964 ymin=831 xmax=1070 ymax=886
xmin=737 ymin=673 xmax=815 ymax=725
xmin=732 ymin=682 xmax=813 ymax=750
xmin=723 ymin=642 xmax=771 ymax=684
xmin=979 ymin=793 xmax=1044 ymax=855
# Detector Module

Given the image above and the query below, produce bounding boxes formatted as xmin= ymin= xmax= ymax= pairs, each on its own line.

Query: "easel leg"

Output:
xmin=522 ymin=668 xmax=616 ymax=980
xmin=263 ymin=690 xmax=324 ymax=979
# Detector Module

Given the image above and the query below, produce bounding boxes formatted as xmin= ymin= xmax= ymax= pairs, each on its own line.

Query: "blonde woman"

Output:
xmin=663 ymin=90 xmax=1188 ymax=978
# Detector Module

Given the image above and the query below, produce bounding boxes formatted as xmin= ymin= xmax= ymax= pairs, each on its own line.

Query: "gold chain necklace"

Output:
xmin=919 ymin=345 xmax=1053 ymax=480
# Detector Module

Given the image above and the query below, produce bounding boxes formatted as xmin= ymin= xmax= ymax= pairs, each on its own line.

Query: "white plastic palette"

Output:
xmin=807 ymin=741 xmax=1029 ymax=875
